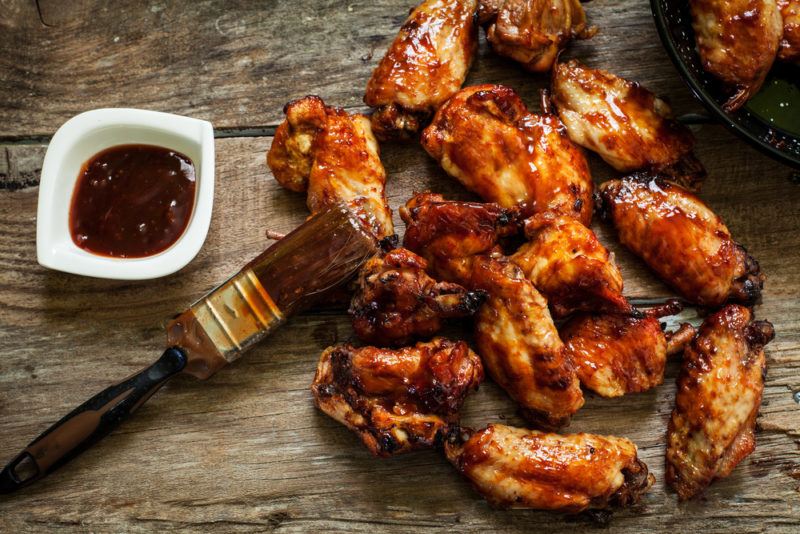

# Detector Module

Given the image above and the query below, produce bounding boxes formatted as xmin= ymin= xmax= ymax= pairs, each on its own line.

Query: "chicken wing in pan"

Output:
xmin=666 ymin=305 xmax=774 ymax=500
xmin=267 ymin=96 xmax=394 ymax=239
xmin=599 ymin=175 xmax=764 ymax=308
xmin=779 ymin=0 xmax=800 ymax=63
xmin=365 ymin=0 xmax=479 ymax=141
xmin=443 ymin=424 xmax=654 ymax=512
xmin=551 ymin=60 xmax=705 ymax=190
xmin=312 ymin=338 xmax=484 ymax=456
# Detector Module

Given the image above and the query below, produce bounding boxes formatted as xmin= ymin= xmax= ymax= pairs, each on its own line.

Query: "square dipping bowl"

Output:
xmin=36 ymin=108 xmax=215 ymax=280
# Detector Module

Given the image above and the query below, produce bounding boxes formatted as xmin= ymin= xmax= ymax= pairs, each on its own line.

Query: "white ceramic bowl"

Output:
xmin=36 ymin=108 xmax=215 ymax=280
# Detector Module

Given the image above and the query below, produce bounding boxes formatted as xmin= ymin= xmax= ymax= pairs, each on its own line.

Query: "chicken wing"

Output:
xmin=421 ymin=84 xmax=593 ymax=224
xmin=312 ymin=337 xmax=484 ymax=456
xmin=267 ymin=95 xmax=394 ymax=239
xmin=478 ymin=0 xmax=595 ymax=72
xmin=443 ymin=424 xmax=654 ymax=512
xmin=779 ymin=0 xmax=800 ymax=63
xmin=364 ymin=0 xmax=479 ymax=141
xmin=599 ymin=175 xmax=764 ymax=308
xmin=349 ymin=247 xmax=485 ymax=346
xmin=560 ymin=301 xmax=697 ymax=398
xmin=510 ymin=211 xmax=630 ymax=318
xmin=666 ymin=305 xmax=774 ymax=500
xmin=690 ymin=0 xmax=783 ymax=111
xmin=550 ymin=60 xmax=705 ymax=190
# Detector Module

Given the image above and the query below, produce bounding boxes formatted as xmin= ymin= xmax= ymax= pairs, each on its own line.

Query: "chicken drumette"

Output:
xmin=444 ymin=424 xmax=654 ymax=512
xmin=551 ymin=60 xmax=705 ymax=190
xmin=689 ymin=0 xmax=783 ymax=111
xmin=511 ymin=211 xmax=630 ymax=318
xmin=599 ymin=175 xmax=764 ymax=308
xmin=421 ymin=84 xmax=593 ymax=224
xmin=312 ymin=337 xmax=484 ymax=456
xmin=267 ymin=95 xmax=394 ymax=239
xmin=349 ymin=248 xmax=485 ymax=346
xmin=779 ymin=0 xmax=800 ymax=63
xmin=478 ymin=0 xmax=595 ymax=72
xmin=666 ymin=305 xmax=774 ymax=500
xmin=364 ymin=0 xmax=479 ymax=141
xmin=560 ymin=301 xmax=697 ymax=398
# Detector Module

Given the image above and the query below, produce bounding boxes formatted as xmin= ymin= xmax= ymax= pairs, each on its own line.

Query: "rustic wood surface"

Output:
xmin=0 ymin=0 xmax=798 ymax=532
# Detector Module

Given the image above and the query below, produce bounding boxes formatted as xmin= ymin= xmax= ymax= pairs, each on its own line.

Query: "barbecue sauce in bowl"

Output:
xmin=69 ymin=144 xmax=196 ymax=258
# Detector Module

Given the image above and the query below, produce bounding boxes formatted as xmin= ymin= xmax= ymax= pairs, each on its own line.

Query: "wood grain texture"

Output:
xmin=1 ymin=0 xmax=799 ymax=532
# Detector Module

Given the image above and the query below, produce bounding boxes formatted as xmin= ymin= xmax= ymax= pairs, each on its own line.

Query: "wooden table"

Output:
xmin=1 ymin=1 xmax=798 ymax=531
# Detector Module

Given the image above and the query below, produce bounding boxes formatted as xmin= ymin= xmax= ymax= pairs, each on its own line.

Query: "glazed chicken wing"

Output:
xmin=510 ymin=211 xmax=630 ymax=318
xmin=444 ymin=424 xmax=654 ymax=512
xmin=267 ymin=96 xmax=394 ymax=239
xmin=690 ymin=0 xmax=783 ymax=111
xmin=364 ymin=0 xmax=478 ymax=141
xmin=478 ymin=0 xmax=595 ymax=72
xmin=551 ymin=60 xmax=705 ymax=190
xmin=312 ymin=338 xmax=484 ymax=456
xmin=666 ymin=305 xmax=774 ymax=500
xmin=560 ymin=301 xmax=697 ymax=398
xmin=349 ymin=247 xmax=485 ymax=346
xmin=779 ymin=0 xmax=800 ymax=63
xmin=599 ymin=175 xmax=764 ymax=308
xmin=421 ymin=84 xmax=593 ymax=223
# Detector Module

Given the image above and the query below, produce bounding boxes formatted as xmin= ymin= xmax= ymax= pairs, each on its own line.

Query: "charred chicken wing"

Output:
xmin=421 ymin=84 xmax=593 ymax=223
xmin=551 ymin=60 xmax=705 ymax=190
xmin=444 ymin=424 xmax=654 ymax=512
xmin=666 ymin=305 xmax=774 ymax=500
xmin=779 ymin=0 xmax=800 ymax=63
xmin=511 ymin=211 xmax=630 ymax=318
xmin=312 ymin=338 xmax=484 ymax=456
xmin=689 ymin=0 xmax=783 ymax=111
xmin=479 ymin=0 xmax=595 ymax=72
xmin=599 ymin=175 xmax=764 ymax=308
xmin=349 ymin=248 xmax=485 ymax=346
xmin=267 ymin=96 xmax=394 ymax=238
xmin=364 ymin=0 xmax=479 ymax=141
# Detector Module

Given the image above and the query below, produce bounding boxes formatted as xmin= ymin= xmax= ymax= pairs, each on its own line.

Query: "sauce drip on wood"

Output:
xmin=69 ymin=144 xmax=196 ymax=258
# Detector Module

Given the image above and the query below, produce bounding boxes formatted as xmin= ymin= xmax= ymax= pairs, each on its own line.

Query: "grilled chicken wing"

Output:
xmin=478 ymin=0 xmax=595 ymax=72
xmin=267 ymin=96 xmax=393 ymax=239
xmin=312 ymin=338 xmax=484 ymax=456
xmin=400 ymin=192 xmax=520 ymax=284
xmin=444 ymin=424 xmax=654 ymax=512
xmin=421 ymin=84 xmax=593 ymax=223
xmin=349 ymin=248 xmax=485 ymax=346
xmin=560 ymin=301 xmax=697 ymax=398
xmin=690 ymin=0 xmax=783 ymax=111
xmin=666 ymin=305 xmax=774 ymax=500
xmin=551 ymin=60 xmax=705 ymax=190
xmin=779 ymin=0 xmax=800 ymax=63
xmin=470 ymin=255 xmax=584 ymax=428
xmin=599 ymin=175 xmax=764 ymax=308
xmin=510 ymin=211 xmax=630 ymax=318
xmin=364 ymin=0 xmax=479 ymax=141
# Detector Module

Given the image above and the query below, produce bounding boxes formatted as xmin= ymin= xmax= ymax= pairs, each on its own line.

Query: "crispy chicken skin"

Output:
xmin=349 ymin=248 xmax=485 ymax=346
xmin=560 ymin=301 xmax=697 ymax=398
xmin=779 ymin=0 xmax=800 ymax=63
xmin=267 ymin=96 xmax=394 ymax=239
xmin=470 ymin=255 xmax=584 ymax=428
xmin=400 ymin=193 xmax=520 ymax=284
xmin=312 ymin=338 xmax=484 ymax=457
xmin=666 ymin=305 xmax=774 ymax=500
xmin=444 ymin=424 xmax=654 ymax=512
xmin=479 ymin=0 xmax=595 ymax=72
xmin=599 ymin=175 xmax=764 ymax=308
xmin=551 ymin=60 xmax=705 ymax=190
xmin=364 ymin=0 xmax=479 ymax=141
xmin=421 ymin=84 xmax=593 ymax=223
xmin=690 ymin=0 xmax=783 ymax=111
xmin=511 ymin=211 xmax=630 ymax=318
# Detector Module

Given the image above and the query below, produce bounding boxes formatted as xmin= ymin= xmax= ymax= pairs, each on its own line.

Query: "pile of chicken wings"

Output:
xmin=267 ymin=0 xmax=775 ymax=518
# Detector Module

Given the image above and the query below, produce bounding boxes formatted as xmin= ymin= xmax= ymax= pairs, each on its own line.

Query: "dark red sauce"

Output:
xmin=69 ymin=144 xmax=196 ymax=258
